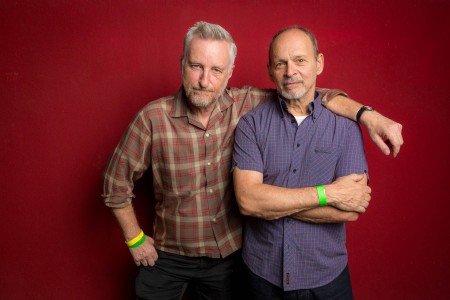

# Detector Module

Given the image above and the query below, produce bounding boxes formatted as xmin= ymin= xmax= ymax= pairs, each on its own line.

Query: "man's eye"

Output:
xmin=191 ymin=64 xmax=201 ymax=69
xmin=212 ymin=68 xmax=223 ymax=74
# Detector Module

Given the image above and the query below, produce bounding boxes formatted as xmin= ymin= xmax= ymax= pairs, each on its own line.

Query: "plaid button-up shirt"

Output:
xmin=102 ymin=86 xmax=342 ymax=258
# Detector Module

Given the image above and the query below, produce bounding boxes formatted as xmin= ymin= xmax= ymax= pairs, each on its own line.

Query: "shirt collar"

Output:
xmin=277 ymin=91 xmax=324 ymax=123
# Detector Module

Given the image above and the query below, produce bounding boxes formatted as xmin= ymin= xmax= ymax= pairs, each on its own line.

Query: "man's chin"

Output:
xmin=188 ymin=96 xmax=216 ymax=108
xmin=282 ymin=91 xmax=306 ymax=100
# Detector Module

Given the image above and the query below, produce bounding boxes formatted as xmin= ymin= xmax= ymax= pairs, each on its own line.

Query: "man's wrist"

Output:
xmin=358 ymin=109 xmax=382 ymax=130
xmin=316 ymin=185 xmax=327 ymax=206
xmin=356 ymin=106 xmax=375 ymax=123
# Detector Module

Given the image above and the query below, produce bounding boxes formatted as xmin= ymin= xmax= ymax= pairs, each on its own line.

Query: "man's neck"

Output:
xmin=189 ymin=103 xmax=215 ymax=128
xmin=284 ymin=97 xmax=313 ymax=116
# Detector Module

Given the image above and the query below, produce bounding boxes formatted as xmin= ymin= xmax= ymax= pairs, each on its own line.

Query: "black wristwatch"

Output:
xmin=356 ymin=106 xmax=374 ymax=123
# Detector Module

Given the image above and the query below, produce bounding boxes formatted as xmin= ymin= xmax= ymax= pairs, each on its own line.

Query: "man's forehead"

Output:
xmin=187 ymin=38 xmax=231 ymax=62
xmin=271 ymin=31 xmax=313 ymax=57
xmin=189 ymin=36 xmax=230 ymax=47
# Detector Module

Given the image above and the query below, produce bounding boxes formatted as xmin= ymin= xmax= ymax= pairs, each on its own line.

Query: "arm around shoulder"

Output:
xmin=324 ymin=94 xmax=404 ymax=157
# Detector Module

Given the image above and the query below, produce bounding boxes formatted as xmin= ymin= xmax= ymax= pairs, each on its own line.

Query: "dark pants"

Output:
xmin=135 ymin=250 xmax=246 ymax=300
xmin=245 ymin=264 xmax=354 ymax=300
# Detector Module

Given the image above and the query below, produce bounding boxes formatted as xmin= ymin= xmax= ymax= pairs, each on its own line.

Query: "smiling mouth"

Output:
xmin=284 ymin=81 xmax=302 ymax=89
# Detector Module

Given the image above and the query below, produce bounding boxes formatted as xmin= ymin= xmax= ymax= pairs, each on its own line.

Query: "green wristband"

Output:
xmin=128 ymin=234 xmax=146 ymax=248
xmin=316 ymin=185 xmax=327 ymax=206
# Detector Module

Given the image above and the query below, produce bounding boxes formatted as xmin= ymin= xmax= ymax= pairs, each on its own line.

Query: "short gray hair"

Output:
xmin=181 ymin=21 xmax=237 ymax=71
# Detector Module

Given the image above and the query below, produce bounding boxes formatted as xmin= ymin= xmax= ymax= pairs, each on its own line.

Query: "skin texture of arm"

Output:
xmin=290 ymin=207 xmax=360 ymax=223
xmin=323 ymin=95 xmax=404 ymax=157
xmin=290 ymin=174 xmax=368 ymax=223
xmin=112 ymin=205 xmax=158 ymax=266
xmin=233 ymin=167 xmax=371 ymax=221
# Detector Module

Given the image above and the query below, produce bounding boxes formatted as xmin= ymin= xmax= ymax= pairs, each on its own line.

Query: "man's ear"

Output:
xmin=227 ymin=64 xmax=235 ymax=80
xmin=267 ymin=63 xmax=275 ymax=82
xmin=316 ymin=53 xmax=324 ymax=75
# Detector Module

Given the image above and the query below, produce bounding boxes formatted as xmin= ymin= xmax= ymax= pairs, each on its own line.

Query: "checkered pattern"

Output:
xmin=102 ymin=86 xmax=342 ymax=258
xmin=233 ymin=94 xmax=367 ymax=289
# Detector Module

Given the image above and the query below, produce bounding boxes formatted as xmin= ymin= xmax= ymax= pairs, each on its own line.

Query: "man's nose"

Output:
xmin=199 ymin=70 xmax=210 ymax=88
xmin=285 ymin=62 xmax=297 ymax=77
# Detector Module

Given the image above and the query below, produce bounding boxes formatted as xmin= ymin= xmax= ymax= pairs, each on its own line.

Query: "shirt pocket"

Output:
xmin=307 ymin=147 xmax=340 ymax=183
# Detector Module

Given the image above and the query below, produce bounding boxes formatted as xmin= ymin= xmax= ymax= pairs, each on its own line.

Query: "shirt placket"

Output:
xmin=203 ymin=108 xmax=224 ymax=257
xmin=283 ymin=116 xmax=308 ymax=290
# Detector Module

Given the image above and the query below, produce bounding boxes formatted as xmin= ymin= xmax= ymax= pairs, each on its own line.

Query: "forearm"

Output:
xmin=291 ymin=206 xmax=359 ymax=223
xmin=112 ymin=204 xmax=159 ymax=267
xmin=316 ymin=87 xmax=348 ymax=106
xmin=238 ymin=184 xmax=319 ymax=220
xmin=112 ymin=204 xmax=142 ymax=241
xmin=234 ymin=169 xmax=319 ymax=220
xmin=322 ymin=95 xmax=362 ymax=121
xmin=234 ymin=168 xmax=371 ymax=220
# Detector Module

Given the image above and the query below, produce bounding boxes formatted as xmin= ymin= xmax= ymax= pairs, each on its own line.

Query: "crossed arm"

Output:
xmin=233 ymin=167 xmax=370 ymax=222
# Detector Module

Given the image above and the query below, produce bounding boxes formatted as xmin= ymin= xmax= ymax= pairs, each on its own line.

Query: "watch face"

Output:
xmin=365 ymin=106 xmax=374 ymax=111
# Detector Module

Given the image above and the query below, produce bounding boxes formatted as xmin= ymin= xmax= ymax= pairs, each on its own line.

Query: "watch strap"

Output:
xmin=356 ymin=106 xmax=374 ymax=123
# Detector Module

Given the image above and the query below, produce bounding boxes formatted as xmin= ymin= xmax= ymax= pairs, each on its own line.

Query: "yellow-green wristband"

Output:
xmin=128 ymin=234 xmax=146 ymax=248
xmin=316 ymin=185 xmax=327 ymax=206
xmin=126 ymin=230 xmax=144 ymax=247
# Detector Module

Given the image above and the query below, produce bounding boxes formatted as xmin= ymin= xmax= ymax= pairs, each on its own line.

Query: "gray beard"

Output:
xmin=187 ymin=94 xmax=218 ymax=108
xmin=281 ymin=90 xmax=306 ymax=100
xmin=184 ymin=86 xmax=226 ymax=108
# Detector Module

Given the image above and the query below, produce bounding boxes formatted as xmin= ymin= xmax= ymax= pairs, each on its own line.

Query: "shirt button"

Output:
xmin=205 ymin=133 xmax=210 ymax=137
xmin=212 ymin=217 xmax=216 ymax=222
xmin=293 ymin=169 xmax=297 ymax=173
xmin=207 ymin=162 xmax=211 ymax=166
xmin=297 ymin=144 xmax=300 ymax=148
xmin=209 ymin=189 xmax=213 ymax=193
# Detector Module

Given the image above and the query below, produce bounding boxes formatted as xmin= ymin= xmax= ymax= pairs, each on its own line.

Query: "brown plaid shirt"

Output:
xmin=102 ymin=86 xmax=342 ymax=258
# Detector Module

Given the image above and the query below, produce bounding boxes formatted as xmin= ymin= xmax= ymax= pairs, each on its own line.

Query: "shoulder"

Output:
xmin=136 ymin=93 xmax=177 ymax=119
xmin=322 ymin=106 xmax=359 ymax=128
xmin=243 ymin=96 xmax=277 ymax=119
xmin=229 ymin=85 xmax=277 ymax=100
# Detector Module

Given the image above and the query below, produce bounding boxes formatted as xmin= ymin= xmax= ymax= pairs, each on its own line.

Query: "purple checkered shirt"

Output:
xmin=232 ymin=93 xmax=368 ymax=290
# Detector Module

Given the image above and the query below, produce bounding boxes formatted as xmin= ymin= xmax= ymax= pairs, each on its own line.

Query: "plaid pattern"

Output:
xmin=102 ymin=86 xmax=342 ymax=258
xmin=232 ymin=94 xmax=367 ymax=289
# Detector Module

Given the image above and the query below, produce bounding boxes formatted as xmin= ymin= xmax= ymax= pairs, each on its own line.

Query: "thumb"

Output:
xmin=348 ymin=173 xmax=364 ymax=182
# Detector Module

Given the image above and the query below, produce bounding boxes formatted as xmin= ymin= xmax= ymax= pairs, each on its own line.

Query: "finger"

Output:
xmin=353 ymin=173 xmax=366 ymax=183
xmin=355 ymin=206 xmax=366 ymax=214
xmin=387 ymin=124 xmax=404 ymax=157
xmin=392 ymin=144 xmax=401 ymax=158
xmin=141 ymin=260 xmax=148 ymax=267
xmin=372 ymin=134 xmax=391 ymax=156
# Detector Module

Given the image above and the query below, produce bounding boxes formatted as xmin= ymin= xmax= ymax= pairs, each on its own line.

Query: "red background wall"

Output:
xmin=1 ymin=0 xmax=449 ymax=299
